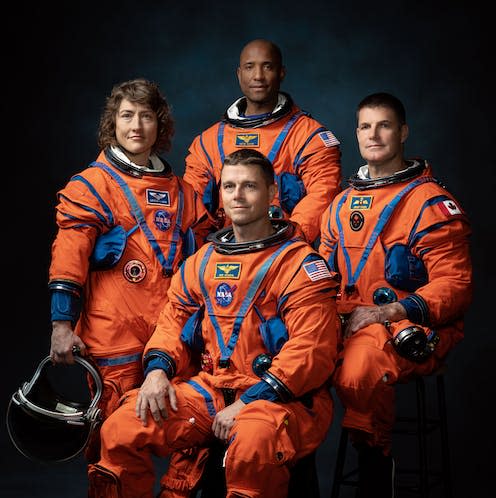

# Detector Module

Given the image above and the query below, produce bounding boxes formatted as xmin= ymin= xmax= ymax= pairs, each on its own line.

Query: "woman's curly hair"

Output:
xmin=97 ymin=78 xmax=174 ymax=154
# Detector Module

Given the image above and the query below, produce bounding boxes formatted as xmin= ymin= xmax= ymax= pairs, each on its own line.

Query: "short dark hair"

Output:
xmin=240 ymin=39 xmax=283 ymax=67
xmin=97 ymin=78 xmax=174 ymax=154
xmin=222 ymin=149 xmax=275 ymax=186
xmin=357 ymin=92 xmax=406 ymax=125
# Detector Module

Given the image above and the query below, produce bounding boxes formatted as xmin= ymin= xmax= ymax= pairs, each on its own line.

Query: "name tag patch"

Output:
xmin=214 ymin=263 xmax=241 ymax=279
xmin=147 ymin=189 xmax=170 ymax=206
xmin=235 ymin=133 xmax=259 ymax=147
xmin=350 ymin=196 xmax=373 ymax=210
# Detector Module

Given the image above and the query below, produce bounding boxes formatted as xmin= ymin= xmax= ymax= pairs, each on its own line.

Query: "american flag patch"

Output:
xmin=318 ymin=131 xmax=340 ymax=147
xmin=303 ymin=260 xmax=331 ymax=282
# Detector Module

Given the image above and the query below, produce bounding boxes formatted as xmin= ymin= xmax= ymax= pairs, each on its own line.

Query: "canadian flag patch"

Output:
xmin=437 ymin=199 xmax=462 ymax=216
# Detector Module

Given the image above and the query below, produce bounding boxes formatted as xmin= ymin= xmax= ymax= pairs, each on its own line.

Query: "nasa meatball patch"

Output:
xmin=154 ymin=210 xmax=172 ymax=231
xmin=215 ymin=283 xmax=237 ymax=307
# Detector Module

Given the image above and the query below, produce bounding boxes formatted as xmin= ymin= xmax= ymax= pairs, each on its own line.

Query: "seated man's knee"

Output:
xmin=100 ymin=396 xmax=142 ymax=450
xmin=227 ymin=403 xmax=296 ymax=467
xmin=334 ymin=327 xmax=396 ymax=405
xmin=229 ymin=419 xmax=278 ymax=462
xmin=336 ymin=345 xmax=388 ymax=387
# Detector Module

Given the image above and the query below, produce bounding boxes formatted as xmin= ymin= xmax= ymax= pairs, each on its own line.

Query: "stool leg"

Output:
xmin=437 ymin=374 xmax=453 ymax=498
xmin=416 ymin=377 xmax=429 ymax=498
xmin=330 ymin=428 xmax=349 ymax=498
xmin=288 ymin=451 xmax=320 ymax=498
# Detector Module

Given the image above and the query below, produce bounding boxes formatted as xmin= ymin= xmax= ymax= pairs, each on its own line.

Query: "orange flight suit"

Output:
xmin=88 ymin=223 xmax=339 ymax=497
xmin=319 ymin=160 xmax=472 ymax=452
xmin=183 ymin=93 xmax=342 ymax=243
xmin=49 ymin=149 xmax=213 ymax=427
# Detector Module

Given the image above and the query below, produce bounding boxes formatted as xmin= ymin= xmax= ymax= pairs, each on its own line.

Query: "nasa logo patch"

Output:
xmin=215 ymin=282 xmax=237 ymax=307
xmin=154 ymin=210 xmax=172 ymax=231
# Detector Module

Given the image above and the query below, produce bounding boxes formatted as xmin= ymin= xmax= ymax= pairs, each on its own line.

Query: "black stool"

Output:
xmin=330 ymin=368 xmax=452 ymax=498
xmin=196 ymin=441 xmax=320 ymax=497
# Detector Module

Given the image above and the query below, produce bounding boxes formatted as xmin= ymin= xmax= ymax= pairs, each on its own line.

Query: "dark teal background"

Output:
xmin=3 ymin=1 xmax=493 ymax=496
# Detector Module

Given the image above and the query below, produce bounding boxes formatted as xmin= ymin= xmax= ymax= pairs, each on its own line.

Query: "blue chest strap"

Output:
xmin=336 ymin=177 xmax=437 ymax=290
xmin=217 ymin=112 xmax=304 ymax=165
xmin=91 ymin=161 xmax=184 ymax=276
xmin=198 ymin=239 xmax=296 ymax=365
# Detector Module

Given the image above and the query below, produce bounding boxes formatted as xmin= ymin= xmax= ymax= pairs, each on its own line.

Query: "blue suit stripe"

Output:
xmin=67 ymin=176 xmax=114 ymax=225
xmin=199 ymin=132 xmax=214 ymax=170
xmin=224 ymin=240 xmax=294 ymax=361
xmin=293 ymin=126 xmax=326 ymax=174
xmin=199 ymin=245 xmax=227 ymax=358
xmin=186 ymin=380 xmax=217 ymax=417
xmin=90 ymin=161 xmax=178 ymax=274
xmin=408 ymin=194 xmax=451 ymax=245
xmin=338 ymin=178 xmax=437 ymax=287
xmin=217 ymin=122 xmax=226 ymax=164
xmin=267 ymin=112 xmax=303 ymax=163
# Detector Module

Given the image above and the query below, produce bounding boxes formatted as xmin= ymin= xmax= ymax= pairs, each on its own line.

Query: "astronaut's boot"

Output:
xmin=356 ymin=445 xmax=395 ymax=498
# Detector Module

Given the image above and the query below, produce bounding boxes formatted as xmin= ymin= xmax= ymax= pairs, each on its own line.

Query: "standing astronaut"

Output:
xmin=183 ymin=38 xmax=342 ymax=244
xmin=48 ymin=78 xmax=214 ymax=461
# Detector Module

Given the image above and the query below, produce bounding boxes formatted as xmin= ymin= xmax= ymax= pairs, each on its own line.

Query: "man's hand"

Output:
xmin=136 ymin=369 xmax=177 ymax=427
xmin=344 ymin=302 xmax=407 ymax=338
xmin=212 ymin=398 xmax=245 ymax=442
xmin=50 ymin=321 xmax=87 ymax=364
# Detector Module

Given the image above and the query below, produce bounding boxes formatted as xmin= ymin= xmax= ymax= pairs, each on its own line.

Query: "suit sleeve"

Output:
xmin=265 ymin=252 xmax=340 ymax=399
xmin=180 ymin=178 xmax=219 ymax=250
xmin=318 ymin=201 xmax=339 ymax=271
xmin=144 ymin=259 xmax=198 ymax=375
xmin=290 ymin=132 xmax=342 ymax=243
xmin=183 ymin=132 xmax=216 ymax=201
xmin=49 ymin=170 xmax=114 ymax=286
xmin=400 ymin=197 xmax=472 ymax=326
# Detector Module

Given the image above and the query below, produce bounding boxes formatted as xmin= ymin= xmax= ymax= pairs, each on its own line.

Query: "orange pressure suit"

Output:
xmin=319 ymin=159 xmax=472 ymax=452
xmin=87 ymin=221 xmax=339 ymax=498
xmin=183 ymin=92 xmax=342 ymax=243
xmin=48 ymin=147 xmax=213 ymax=440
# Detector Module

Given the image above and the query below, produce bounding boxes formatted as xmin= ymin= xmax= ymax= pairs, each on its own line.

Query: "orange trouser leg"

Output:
xmin=334 ymin=322 xmax=443 ymax=453
xmin=86 ymin=360 xmax=144 ymax=463
xmin=88 ymin=382 xmax=216 ymax=498
xmin=158 ymin=447 xmax=211 ymax=498
xmin=225 ymin=393 xmax=332 ymax=498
